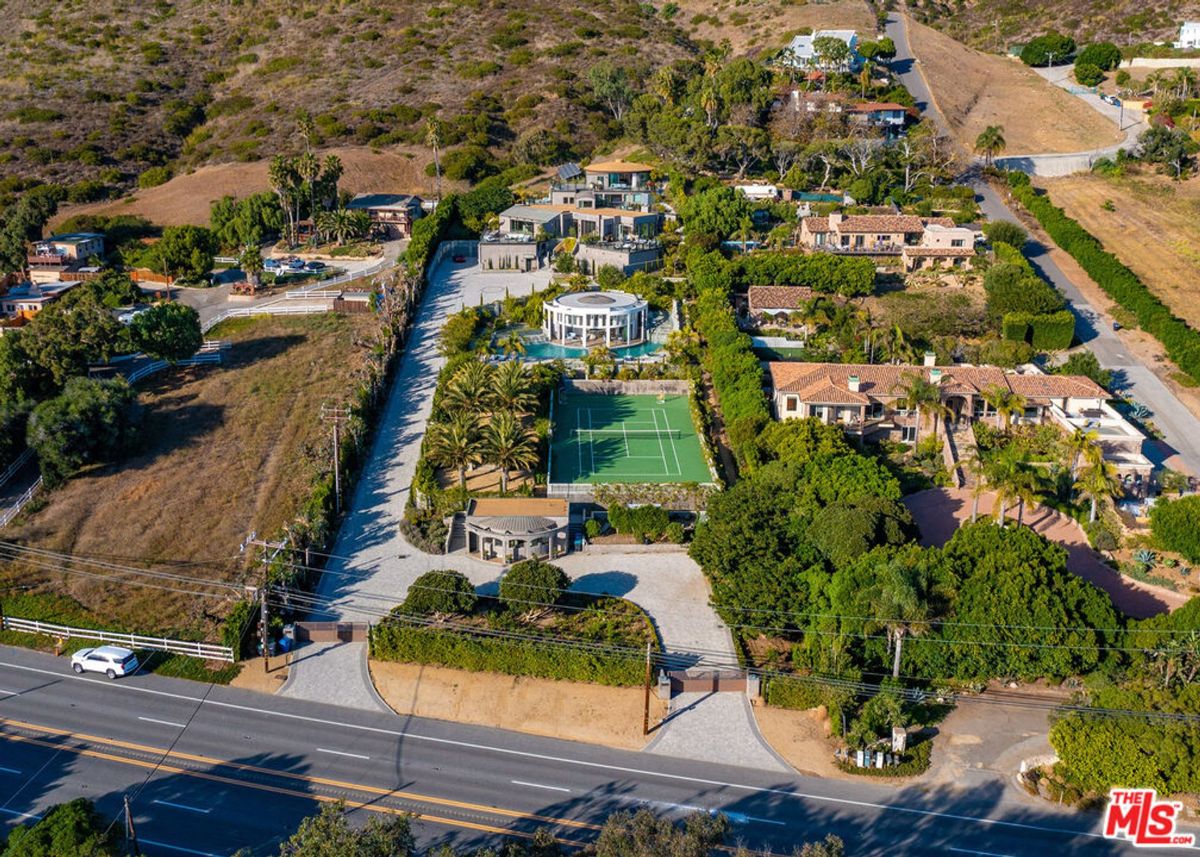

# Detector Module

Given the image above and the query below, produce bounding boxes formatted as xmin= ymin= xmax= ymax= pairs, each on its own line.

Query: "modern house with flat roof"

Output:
xmin=28 ymin=233 xmax=105 ymax=271
xmin=542 ymin=290 xmax=649 ymax=349
xmin=784 ymin=30 xmax=862 ymax=71
xmin=344 ymin=193 xmax=424 ymax=239
xmin=551 ymin=159 xmax=657 ymax=212
xmin=767 ymin=358 xmax=1151 ymax=477
xmin=1175 ymin=21 xmax=1200 ymax=49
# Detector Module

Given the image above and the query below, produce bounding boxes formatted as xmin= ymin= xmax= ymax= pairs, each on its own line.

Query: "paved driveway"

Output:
xmin=904 ymin=487 xmax=1188 ymax=617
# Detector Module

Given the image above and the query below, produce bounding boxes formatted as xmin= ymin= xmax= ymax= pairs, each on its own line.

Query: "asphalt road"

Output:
xmin=0 ymin=647 xmax=1162 ymax=856
xmin=885 ymin=13 xmax=1200 ymax=475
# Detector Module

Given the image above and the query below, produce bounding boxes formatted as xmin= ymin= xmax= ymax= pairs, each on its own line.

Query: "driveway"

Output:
xmin=903 ymin=487 xmax=1189 ymax=617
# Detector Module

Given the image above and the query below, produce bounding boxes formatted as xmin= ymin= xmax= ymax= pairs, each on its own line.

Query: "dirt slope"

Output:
xmin=907 ymin=17 xmax=1122 ymax=156
xmin=674 ymin=0 xmax=877 ymax=55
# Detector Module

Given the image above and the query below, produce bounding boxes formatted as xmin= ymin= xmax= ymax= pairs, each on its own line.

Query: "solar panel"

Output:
xmin=556 ymin=162 xmax=582 ymax=180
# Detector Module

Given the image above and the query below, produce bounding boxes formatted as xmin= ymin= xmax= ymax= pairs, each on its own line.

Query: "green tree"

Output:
xmin=857 ymin=550 xmax=948 ymax=678
xmin=129 ymin=302 xmax=202 ymax=362
xmin=1055 ymin=349 xmax=1112 ymax=389
xmin=490 ymin=360 xmax=534 ymax=415
xmin=1149 ymin=494 xmax=1200 ymax=562
xmin=484 ymin=409 xmax=538 ymax=493
xmin=1020 ymin=32 xmax=1076 ymax=67
xmin=150 ymin=225 xmax=217 ymax=283
xmin=982 ymin=220 xmax=1027 ymax=248
xmin=891 ymin=371 xmax=949 ymax=442
xmin=277 ymin=801 xmax=414 ymax=857
xmin=989 ymin=443 xmax=1040 ymax=526
xmin=268 ymin=155 xmax=303 ymax=245
xmin=812 ymin=35 xmax=851 ymax=71
xmin=1 ymin=798 xmax=115 ymax=857
xmin=1073 ymin=63 xmax=1104 ymax=87
xmin=400 ymin=570 xmax=477 ymax=615
xmin=499 ymin=559 xmax=571 ymax=609
xmin=1063 ymin=426 xmax=1099 ymax=481
xmin=593 ymin=809 xmax=728 ymax=857
xmin=757 ymin=417 xmax=851 ymax=465
xmin=240 ymin=244 xmax=265 ymax=288
xmin=588 ymin=61 xmax=635 ymax=120
xmin=27 ymin=377 xmax=141 ymax=487
xmin=1075 ymin=42 xmax=1121 ymax=71
xmin=315 ymin=209 xmax=371 ymax=246
xmin=21 ymin=288 xmax=125 ymax=390
xmin=425 ymin=412 xmax=483 ymax=487
xmin=441 ymin=360 xmax=494 ymax=414
xmin=1139 ymin=126 xmax=1195 ymax=179
xmin=981 ymin=384 xmax=1026 ymax=430
xmin=974 ymin=125 xmax=1007 ymax=167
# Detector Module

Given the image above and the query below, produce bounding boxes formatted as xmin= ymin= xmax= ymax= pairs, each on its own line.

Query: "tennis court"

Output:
xmin=549 ymin=390 xmax=712 ymax=484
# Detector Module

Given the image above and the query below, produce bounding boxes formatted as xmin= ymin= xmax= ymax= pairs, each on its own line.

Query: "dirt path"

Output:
xmin=903 ymin=487 xmax=1190 ymax=618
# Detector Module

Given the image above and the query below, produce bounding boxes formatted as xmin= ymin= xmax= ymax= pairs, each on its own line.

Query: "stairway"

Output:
xmin=444 ymin=512 xmax=467 ymax=554
xmin=943 ymin=417 xmax=978 ymax=489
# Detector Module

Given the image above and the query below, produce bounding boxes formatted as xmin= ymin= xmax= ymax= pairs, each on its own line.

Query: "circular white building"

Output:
xmin=542 ymin=291 xmax=648 ymax=349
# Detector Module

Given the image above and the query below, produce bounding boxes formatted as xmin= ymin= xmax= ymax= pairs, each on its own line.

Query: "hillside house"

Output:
xmin=799 ymin=213 xmax=956 ymax=254
xmin=576 ymin=238 xmax=663 ymax=276
xmin=1176 ymin=22 xmax=1200 ymax=49
xmin=28 ymin=233 xmax=104 ymax=268
xmin=785 ymin=30 xmax=862 ymax=72
xmin=767 ymin=358 xmax=1151 ymax=477
xmin=0 ymin=280 xmax=80 ymax=320
xmin=747 ymin=285 xmax=816 ymax=319
xmin=344 ymin=193 xmax=424 ymax=239
xmin=900 ymin=223 xmax=978 ymax=271
xmin=549 ymin=159 xmax=656 ymax=211
xmin=849 ymin=102 xmax=914 ymax=131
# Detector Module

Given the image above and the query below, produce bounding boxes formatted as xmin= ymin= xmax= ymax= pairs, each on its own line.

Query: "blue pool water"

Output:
xmin=516 ymin=340 xmax=663 ymax=360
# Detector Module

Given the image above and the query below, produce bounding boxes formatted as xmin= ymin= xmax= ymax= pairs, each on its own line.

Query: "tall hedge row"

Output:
xmin=730 ymin=252 xmax=876 ymax=297
xmin=1008 ymin=173 xmax=1200 ymax=381
xmin=370 ymin=621 xmax=644 ymax=686
xmin=1002 ymin=310 xmax=1075 ymax=350
xmin=690 ymin=252 xmax=770 ymax=467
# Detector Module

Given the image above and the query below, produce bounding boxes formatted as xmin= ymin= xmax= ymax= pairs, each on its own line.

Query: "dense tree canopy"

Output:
xmin=27 ymin=377 xmax=141 ymax=486
xmin=1149 ymin=495 xmax=1200 ymax=562
xmin=149 ymin=225 xmax=217 ymax=283
xmin=499 ymin=560 xmax=571 ymax=609
xmin=129 ymin=302 xmax=202 ymax=362
xmin=0 ymin=798 xmax=114 ymax=857
xmin=1020 ymin=32 xmax=1076 ymax=67
xmin=400 ymin=570 xmax=478 ymax=615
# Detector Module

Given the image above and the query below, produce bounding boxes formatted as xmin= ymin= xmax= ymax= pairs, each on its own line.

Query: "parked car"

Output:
xmin=71 ymin=645 xmax=139 ymax=679
xmin=304 ymin=260 xmax=326 ymax=271
xmin=286 ymin=258 xmax=305 ymax=271
xmin=263 ymin=258 xmax=283 ymax=271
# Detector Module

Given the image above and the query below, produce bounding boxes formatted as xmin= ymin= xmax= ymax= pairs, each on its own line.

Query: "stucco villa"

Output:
xmin=542 ymin=290 xmax=648 ymax=349
xmin=462 ymin=498 xmax=571 ymax=563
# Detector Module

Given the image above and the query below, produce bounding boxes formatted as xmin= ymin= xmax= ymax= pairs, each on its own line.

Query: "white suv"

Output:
xmin=71 ymin=646 xmax=139 ymax=679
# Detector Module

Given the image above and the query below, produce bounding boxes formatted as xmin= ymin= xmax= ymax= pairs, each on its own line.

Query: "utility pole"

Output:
xmin=243 ymin=534 xmax=287 ymax=674
xmin=642 ymin=641 xmax=653 ymax=736
xmin=124 ymin=793 xmax=140 ymax=857
xmin=321 ymin=403 xmax=350 ymax=517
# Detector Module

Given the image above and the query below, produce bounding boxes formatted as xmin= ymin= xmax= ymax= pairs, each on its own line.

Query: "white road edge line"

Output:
xmin=152 ymin=798 xmax=212 ymax=815
xmin=139 ymin=837 xmax=223 ymax=857
xmin=139 ymin=716 xmax=188 ymax=729
xmin=948 ymin=848 xmax=1015 ymax=857
xmin=317 ymin=747 xmax=371 ymax=760
xmin=510 ymin=779 xmax=571 ymax=793
xmin=0 ymin=659 xmax=1110 ymax=842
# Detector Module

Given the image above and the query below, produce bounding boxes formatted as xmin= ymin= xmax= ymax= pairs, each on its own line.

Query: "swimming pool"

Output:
xmin=517 ymin=339 xmax=663 ymax=360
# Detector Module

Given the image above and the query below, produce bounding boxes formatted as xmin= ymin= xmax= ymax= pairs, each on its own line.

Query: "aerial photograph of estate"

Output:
xmin=0 ymin=0 xmax=1198 ymax=854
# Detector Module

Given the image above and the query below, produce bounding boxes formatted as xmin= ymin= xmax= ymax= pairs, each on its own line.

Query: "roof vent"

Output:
xmin=923 ymin=351 xmax=936 ymax=367
xmin=848 ymin=375 xmax=861 ymax=393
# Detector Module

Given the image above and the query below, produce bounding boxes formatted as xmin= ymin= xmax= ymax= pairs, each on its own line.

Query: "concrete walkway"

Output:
xmin=903 ymin=487 xmax=1189 ymax=617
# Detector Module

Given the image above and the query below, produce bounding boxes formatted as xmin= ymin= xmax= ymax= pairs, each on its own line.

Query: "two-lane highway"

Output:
xmin=0 ymin=647 xmax=1151 ymax=855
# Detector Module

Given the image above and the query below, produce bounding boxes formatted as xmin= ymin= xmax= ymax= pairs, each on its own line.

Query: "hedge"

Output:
xmin=1002 ymin=312 xmax=1032 ymax=343
xmin=730 ymin=252 xmax=876 ymax=297
xmin=764 ymin=675 xmax=856 ymax=735
xmin=1008 ymin=174 xmax=1200 ymax=382
xmin=1149 ymin=494 xmax=1200 ymax=562
xmin=1003 ymin=309 xmax=1074 ymax=350
xmin=370 ymin=621 xmax=644 ymax=686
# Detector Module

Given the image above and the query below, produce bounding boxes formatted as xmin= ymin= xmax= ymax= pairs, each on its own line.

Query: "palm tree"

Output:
xmin=974 ymin=125 xmax=1007 ymax=167
xmin=497 ymin=331 xmax=527 ymax=359
xmin=858 ymin=61 xmax=873 ymax=99
xmin=882 ymin=324 xmax=916 ymax=364
xmin=892 ymin=371 xmax=949 ymax=442
xmin=484 ymin=410 xmax=538 ymax=494
xmin=296 ymin=150 xmax=321 ymax=229
xmin=268 ymin=155 xmax=301 ymax=245
xmin=320 ymin=154 xmax=344 ymax=208
xmin=989 ymin=444 xmax=1038 ymax=526
xmin=1064 ymin=427 xmax=1100 ymax=481
xmin=1074 ymin=451 xmax=1123 ymax=523
xmin=239 ymin=245 xmax=264 ymax=289
xmin=442 ymin=360 xmax=494 ymax=414
xmin=1173 ymin=67 xmax=1198 ymax=100
xmin=426 ymin=119 xmax=443 ymax=203
xmin=491 ymin=360 xmax=535 ymax=414
xmin=981 ymin=385 xmax=1026 ymax=432
xmin=315 ymin=209 xmax=370 ymax=246
xmin=426 ymin=412 xmax=483 ymax=487
xmin=962 ymin=448 xmax=989 ymax=523
xmin=862 ymin=558 xmax=939 ymax=679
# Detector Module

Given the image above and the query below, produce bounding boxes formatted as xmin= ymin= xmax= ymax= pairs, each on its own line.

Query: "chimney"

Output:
xmin=930 ymin=368 xmax=943 ymax=384
xmin=829 ymin=212 xmax=844 ymax=226
xmin=848 ymin=374 xmax=861 ymax=393
xmin=923 ymin=351 xmax=936 ymax=367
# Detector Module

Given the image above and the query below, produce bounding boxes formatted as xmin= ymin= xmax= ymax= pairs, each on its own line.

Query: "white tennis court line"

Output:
xmin=655 ymin=408 xmax=683 ymax=476
xmin=586 ymin=408 xmax=596 ymax=475
xmin=648 ymin=409 xmax=670 ymax=475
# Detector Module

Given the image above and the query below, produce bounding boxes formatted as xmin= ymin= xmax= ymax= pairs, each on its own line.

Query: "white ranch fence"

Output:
xmin=1 ymin=616 xmax=235 ymax=662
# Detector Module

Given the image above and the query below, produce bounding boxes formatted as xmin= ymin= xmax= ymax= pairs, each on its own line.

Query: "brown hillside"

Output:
xmin=673 ymin=0 xmax=877 ymax=55
xmin=907 ymin=17 xmax=1122 ymax=155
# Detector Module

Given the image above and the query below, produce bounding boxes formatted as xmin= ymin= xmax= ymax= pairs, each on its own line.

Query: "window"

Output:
xmin=784 ymin=396 xmax=798 ymax=413
xmin=951 ymin=239 xmax=964 ymax=247
xmin=869 ymin=401 xmax=884 ymax=419
xmin=901 ymin=426 xmax=917 ymax=443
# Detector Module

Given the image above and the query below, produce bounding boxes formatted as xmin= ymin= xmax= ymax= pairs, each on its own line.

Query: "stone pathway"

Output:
xmin=903 ymin=487 xmax=1188 ymax=617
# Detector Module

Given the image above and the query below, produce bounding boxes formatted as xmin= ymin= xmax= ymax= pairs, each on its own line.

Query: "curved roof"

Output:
xmin=550 ymin=291 xmax=645 ymax=311
xmin=467 ymin=516 xmax=562 ymax=537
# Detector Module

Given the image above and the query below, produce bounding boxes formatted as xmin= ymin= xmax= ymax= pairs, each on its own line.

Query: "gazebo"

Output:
xmin=464 ymin=498 xmax=571 ymax=563
xmin=542 ymin=290 xmax=648 ymax=349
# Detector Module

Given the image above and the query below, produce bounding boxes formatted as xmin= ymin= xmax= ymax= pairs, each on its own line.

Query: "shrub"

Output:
xmin=1076 ymin=42 xmax=1122 ymax=71
xmin=129 ymin=303 xmax=202 ymax=362
xmin=584 ymin=518 xmax=602 ymax=539
xmin=401 ymin=570 xmax=478 ymax=615
xmin=27 ymin=377 xmax=141 ymax=487
xmin=1029 ymin=310 xmax=1076 ymax=350
xmin=1149 ymin=495 xmax=1200 ymax=562
xmin=137 ymin=166 xmax=171 ymax=188
xmin=1073 ymin=63 xmax=1104 ymax=87
xmin=1084 ymin=518 xmax=1119 ymax=552
xmin=982 ymin=220 xmax=1027 ymax=248
xmin=499 ymin=560 xmax=571 ymax=609
xmin=1020 ymin=32 xmax=1076 ymax=67
xmin=664 ymin=521 xmax=686 ymax=544
xmin=608 ymin=504 xmax=670 ymax=541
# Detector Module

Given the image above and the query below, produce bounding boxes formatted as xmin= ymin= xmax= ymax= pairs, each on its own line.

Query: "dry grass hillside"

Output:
xmin=907 ymin=18 xmax=1122 ymax=155
xmin=0 ymin=0 xmax=691 ymax=196
xmin=674 ymin=0 xmax=877 ymax=55
xmin=49 ymin=145 xmax=464 ymax=228
xmin=1036 ymin=170 xmax=1200 ymax=331
xmin=912 ymin=0 xmax=1200 ymax=52
xmin=1 ymin=313 xmax=376 ymax=635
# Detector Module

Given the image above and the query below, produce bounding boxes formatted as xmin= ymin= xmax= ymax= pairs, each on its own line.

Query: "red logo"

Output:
xmin=1104 ymin=789 xmax=1195 ymax=847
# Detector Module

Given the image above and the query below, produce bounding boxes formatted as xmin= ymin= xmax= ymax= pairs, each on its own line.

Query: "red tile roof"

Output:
xmin=748 ymin=285 xmax=815 ymax=311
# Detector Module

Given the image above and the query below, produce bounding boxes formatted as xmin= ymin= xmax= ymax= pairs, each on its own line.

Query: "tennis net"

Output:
xmin=573 ymin=428 xmax=683 ymax=440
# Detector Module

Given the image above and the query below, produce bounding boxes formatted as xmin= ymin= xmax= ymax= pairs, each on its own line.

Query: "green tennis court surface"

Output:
xmin=549 ymin=390 xmax=712 ymax=484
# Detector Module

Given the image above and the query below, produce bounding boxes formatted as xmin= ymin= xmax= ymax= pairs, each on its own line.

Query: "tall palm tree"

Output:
xmin=989 ymin=444 xmax=1038 ymax=527
xmin=861 ymin=558 xmax=939 ymax=679
xmin=981 ymin=385 xmax=1026 ymax=432
xmin=484 ymin=410 xmax=538 ymax=494
xmin=1064 ymin=426 xmax=1100 ymax=481
xmin=892 ymin=371 xmax=950 ymax=442
xmin=1074 ymin=450 xmax=1123 ymax=523
xmin=426 ymin=119 xmax=443 ymax=203
xmin=426 ymin=412 xmax=483 ymax=487
xmin=268 ymin=155 xmax=301 ymax=246
xmin=882 ymin=324 xmax=916 ymax=364
xmin=497 ymin=331 xmax=527 ymax=359
xmin=321 ymin=154 xmax=344 ymax=208
xmin=974 ymin=125 xmax=1007 ymax=167
xmin=296 ymin=150 xmax=321 ymax=228
xmin=491 ymin=360 xmax=535 ymax=414
xmin=962 ymin=448 xmax=989 ymax=523
xmin=442 ymin=360 xmax=494 ymax=414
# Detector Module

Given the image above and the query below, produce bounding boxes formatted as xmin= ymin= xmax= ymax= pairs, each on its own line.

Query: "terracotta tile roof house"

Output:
xmin=747 ymin=286 xmax=816 ymax=314
xmin=799 ymin=213 xmax=959 ymax=255
xmin=767 ymin=359 xmax=1150 ymax=475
